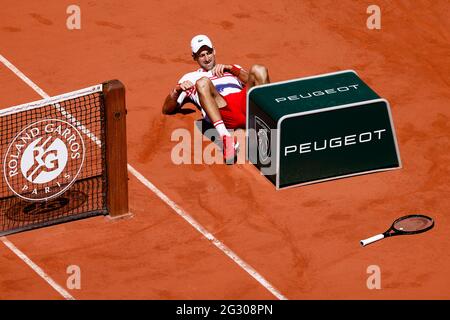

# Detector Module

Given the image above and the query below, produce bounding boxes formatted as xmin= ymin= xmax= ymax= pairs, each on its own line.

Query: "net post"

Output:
xmin=103 ymin=80 xmax=129 ymax=218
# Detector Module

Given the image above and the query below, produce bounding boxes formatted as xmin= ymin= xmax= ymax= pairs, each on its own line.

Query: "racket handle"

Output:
xmin=360 ymin=234 xmax=385 ymax=247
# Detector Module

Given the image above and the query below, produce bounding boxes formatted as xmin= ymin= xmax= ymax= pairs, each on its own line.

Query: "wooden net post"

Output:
xmin=103 ymin=80 xmax=129 ymax=218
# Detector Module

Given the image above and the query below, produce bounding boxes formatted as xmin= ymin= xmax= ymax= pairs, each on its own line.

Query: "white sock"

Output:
xmin=213 ymin=120 xmax=230 ymax=137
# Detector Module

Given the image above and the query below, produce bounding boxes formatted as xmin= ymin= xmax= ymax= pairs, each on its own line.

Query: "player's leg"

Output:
xmin=247 ymin=64 xmax=270 ymax=89
xmin=222 ymin=88 xmax=247 ymax=128
xmin=196 ymin=77 xmax=227 ymax=124
xmin=196 ymin=77 xmax=237 ymax=164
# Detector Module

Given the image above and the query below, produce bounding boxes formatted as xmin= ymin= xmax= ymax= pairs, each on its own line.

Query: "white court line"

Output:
xmin=0 ymin=53 xmax=288 ymax=300
xmin=0 ymin=54 xmax=102 ymax=147
xmin=0 ymin=54 xmax=77 ymax=300
xmin=0 ymin=237 xmax=75 ymax=300
xmin=127 ymin=164 xmax=287 ymax=300
xmin=0 ymin=54 xmax=50 ymax=99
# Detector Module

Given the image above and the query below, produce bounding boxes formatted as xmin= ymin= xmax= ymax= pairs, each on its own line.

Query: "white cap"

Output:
xmin=191 ymin=35 xmax=213 ymax=54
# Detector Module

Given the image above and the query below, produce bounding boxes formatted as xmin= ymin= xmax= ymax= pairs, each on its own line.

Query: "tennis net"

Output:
xmin=0 ymin=80 xmax=128 ymax=235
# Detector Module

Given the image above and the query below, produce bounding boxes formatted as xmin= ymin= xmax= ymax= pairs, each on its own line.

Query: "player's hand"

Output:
xmin=211 ymin=64 xmax=232 ymax=77
xmin=178 ymin=81 xmax=194 ymax=91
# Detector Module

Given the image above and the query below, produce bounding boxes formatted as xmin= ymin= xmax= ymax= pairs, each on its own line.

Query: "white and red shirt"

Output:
xmin=176 ymin=67 xmax=244 ymax=121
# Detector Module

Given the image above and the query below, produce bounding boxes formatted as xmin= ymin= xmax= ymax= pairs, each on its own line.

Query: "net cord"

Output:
xmin=0 ymin=84 xmax=103 ymax=147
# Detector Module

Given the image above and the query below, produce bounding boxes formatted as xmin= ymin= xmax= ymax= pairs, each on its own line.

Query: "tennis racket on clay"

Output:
xmin=360 ymin=214 xmax=434 ymax=247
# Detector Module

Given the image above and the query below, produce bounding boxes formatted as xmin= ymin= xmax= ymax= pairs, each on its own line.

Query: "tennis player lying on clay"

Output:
xmin=162 ymin=34 xmax=270 ymax=164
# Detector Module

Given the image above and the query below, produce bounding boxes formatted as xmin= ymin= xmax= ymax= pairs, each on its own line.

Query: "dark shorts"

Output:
xmin=219 ymin=87 xmax=247 ymax=129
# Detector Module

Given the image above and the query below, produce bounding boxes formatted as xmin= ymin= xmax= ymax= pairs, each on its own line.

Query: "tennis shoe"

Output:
xmin=223 ymin=135 xmax=239 ymax=165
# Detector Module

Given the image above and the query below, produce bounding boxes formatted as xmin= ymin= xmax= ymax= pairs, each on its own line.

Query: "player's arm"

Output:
xmin=231 ymin=65 xmax=249 ymax=84
xmin=162 ymin=81 xmax=194 ymax=114
xmin=211 ymin=64 xmax=249 ymax=84
xmin=162 ymin=85 xmax=182 ymax=115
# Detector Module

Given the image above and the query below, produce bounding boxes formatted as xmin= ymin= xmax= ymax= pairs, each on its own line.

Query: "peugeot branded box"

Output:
xmin=246 ymin=70 xmax=402 ymax=190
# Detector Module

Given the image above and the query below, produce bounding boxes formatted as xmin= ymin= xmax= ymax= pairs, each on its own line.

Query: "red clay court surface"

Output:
xmin=0 ymin=0 xmax=449 ymax=299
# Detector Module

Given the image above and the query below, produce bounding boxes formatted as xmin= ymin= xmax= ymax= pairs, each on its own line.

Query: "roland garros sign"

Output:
xmin=3 ymin=119 xmax=85 ymax=201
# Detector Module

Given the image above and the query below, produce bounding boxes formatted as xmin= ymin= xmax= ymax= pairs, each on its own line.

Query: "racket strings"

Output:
xmin=393 ymin=216 xmax=434 ymax=233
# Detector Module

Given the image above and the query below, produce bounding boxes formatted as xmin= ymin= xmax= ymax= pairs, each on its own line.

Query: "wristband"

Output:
xmin=230 ymin=65 xmax=241 ymax=77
